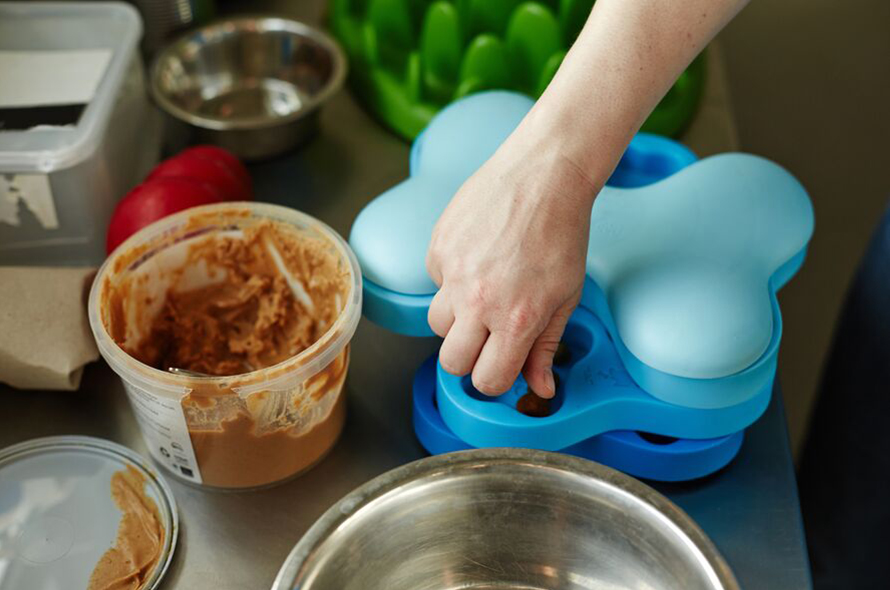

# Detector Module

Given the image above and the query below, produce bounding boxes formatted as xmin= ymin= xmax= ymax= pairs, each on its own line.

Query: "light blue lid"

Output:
xmin=349 ymin=91 xmax=814 ymax=400
xmin=350 ymin=175 xmax=451 ymax=295
xmin=587 ymin=154 xmax=813 ymax=379
xmin=355 ymin=122 xmax=700 ymax=338
xmin=350 ymin=90 xmax=699 ymax=297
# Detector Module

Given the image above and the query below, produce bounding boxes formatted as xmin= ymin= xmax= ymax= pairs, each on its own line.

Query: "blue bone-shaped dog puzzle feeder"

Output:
xmin=418 ymin=305 xmax=768 ymax=482
xmin=349 ymin=91 xmax=814 ymax=480
xmin=412 ymin=356 xmax=745 ymax=483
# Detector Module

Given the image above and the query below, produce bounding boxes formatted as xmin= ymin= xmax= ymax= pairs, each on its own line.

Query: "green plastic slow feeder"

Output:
xmin=331 ymin=0 xmax=706 ymax=140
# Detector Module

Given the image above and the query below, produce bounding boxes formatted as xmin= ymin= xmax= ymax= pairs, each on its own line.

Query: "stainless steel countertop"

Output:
xmin=0 ymin=355 xmax=813 ymax=590
xmin=0 ymin=2 xmax=811 ymax=587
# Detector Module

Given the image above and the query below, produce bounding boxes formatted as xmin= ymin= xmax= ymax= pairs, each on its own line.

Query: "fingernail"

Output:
xmin=543 ymin=370 xmax=556 ymax=399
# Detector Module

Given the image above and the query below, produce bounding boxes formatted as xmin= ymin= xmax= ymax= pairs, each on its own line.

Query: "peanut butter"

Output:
xmin=123 ymin=220 xmax=347 ymax=377
xmin=182 ymin=346 xmax=349 ymax=488
xmin=88 ymin=466 xmax=164 ymax=590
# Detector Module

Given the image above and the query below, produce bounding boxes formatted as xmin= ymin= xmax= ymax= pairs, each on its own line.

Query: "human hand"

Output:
xmin=425 ymin=131 xmax=599 ymax=398
xmin=425 ymin=0 xmax=748 ymax=399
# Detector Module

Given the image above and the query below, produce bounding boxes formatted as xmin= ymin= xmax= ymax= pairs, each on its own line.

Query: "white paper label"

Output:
xmin=0 ymin=50 xmax=112 ymax=108
xmin=122 ymin=382 xmax=203 ymax=485
xmin=0 ymin=173 xmax=58 ymax=229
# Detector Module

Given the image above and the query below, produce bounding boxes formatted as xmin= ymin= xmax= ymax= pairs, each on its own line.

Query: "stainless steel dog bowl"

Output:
xmin=273 ymin=449 xmax=739 ymax=590
xmin=150 ymin=17 xmax=346 ymax=159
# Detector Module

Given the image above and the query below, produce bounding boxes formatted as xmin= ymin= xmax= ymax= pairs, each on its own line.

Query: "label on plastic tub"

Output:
xmin=122 ymin=382 xmax=204 ymax=485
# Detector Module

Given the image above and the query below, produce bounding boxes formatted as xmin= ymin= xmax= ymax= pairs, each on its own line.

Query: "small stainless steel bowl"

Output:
xmin=273 ymin=449 xmax=739 ymax=590
xmin=150 ymin=17 xmax=346 ymax=159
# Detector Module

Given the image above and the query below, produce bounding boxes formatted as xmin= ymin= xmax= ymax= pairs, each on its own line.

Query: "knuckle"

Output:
xmin=429 ymin=322 xmax=448 ymax=338
xmin=536 ymin=334 xmax=562 ymax=354
xmin=462 ymin=280 xmax=492 ymax=314
xmin=504 ymin=301 xmax=542 ymax=337
xmin=467 ymin=282 xmax=487 ymax=308
xmin=428 ymin=293 xmax=445 ymax=313
xmin=528 ymin=348 xmax=557 ymax=369
xmin=425 ymin=257 xmax=442 ymax=285
xmin=427 ymin=299 xmax=451 ymax=337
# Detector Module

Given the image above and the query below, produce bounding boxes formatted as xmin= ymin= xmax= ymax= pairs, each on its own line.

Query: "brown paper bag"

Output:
xmin=0 ymin=267 xmax=99 ymax=390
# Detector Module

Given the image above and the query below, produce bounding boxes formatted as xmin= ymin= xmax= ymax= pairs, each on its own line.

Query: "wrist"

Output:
xmin=517 ymin=96 xmax=633 ymax=197
xmin=494 ymin=131 xmax=600 ymax=214
xmin=508 ymin=109 xmax=608 ymax=205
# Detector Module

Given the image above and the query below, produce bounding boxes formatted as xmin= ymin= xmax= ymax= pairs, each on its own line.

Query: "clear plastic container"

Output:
xmin=88 ymin=203 xmax=362 ymax=489
xmin=0 ymin=2 xmax=161 ymax=266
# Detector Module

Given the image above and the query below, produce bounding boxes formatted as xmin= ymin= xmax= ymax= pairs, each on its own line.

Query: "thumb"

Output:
xmin=523 ymin=302 xmax=575 ymax=399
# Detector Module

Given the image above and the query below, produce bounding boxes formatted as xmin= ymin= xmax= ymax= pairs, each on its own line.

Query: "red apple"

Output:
xmin=106 ymin=177 xmax=225 ymax=254
xmin=147 ymin=151 xmax=251 ymax=202
xmin=179 ymin=145 xmax=252 ymax=195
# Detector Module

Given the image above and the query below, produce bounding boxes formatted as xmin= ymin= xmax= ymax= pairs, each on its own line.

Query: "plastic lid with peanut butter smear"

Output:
xmin=0 ymin=436 xmax=178 ymax=590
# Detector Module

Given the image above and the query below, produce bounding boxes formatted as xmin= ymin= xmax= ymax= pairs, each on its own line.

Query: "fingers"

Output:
xmin=433 ymin=285 xmax=489 ymax=377
xmin=472 ymin=329 xmax=537 ymax=396
xmin=428 ymin=290 xmax=454 ymax=337
xmin=439 ymin=316 xmax=489 ymax=376
xmin=432 ymin=289 xmax=575 ymax=398
xmin=522 ymin=306 xmax=574 ymax=399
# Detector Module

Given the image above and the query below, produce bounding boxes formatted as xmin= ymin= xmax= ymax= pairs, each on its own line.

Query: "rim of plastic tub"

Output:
xmin=87 ymin=201 xmax=362 ymax=399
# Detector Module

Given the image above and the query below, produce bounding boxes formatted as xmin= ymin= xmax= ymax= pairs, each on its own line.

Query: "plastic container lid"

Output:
xmin=0 ymin=2 xmax=143 ymax=172
xmin=0 ymin=436 xmax=178 ymax=590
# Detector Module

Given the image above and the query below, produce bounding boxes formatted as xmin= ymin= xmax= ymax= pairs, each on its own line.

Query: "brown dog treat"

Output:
xmin=516 ymin=391 xmax=551 ymax=417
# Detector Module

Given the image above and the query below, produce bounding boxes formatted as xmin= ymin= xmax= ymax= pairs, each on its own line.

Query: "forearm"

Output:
xmin=514 ymin=0 xmax=749 ymax=189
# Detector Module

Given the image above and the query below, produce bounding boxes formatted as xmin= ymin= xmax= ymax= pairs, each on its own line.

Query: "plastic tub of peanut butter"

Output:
xmin=88 ymin=202 xmax=362 ymax=489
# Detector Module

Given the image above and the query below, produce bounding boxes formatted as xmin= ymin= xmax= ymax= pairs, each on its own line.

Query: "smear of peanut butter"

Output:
xmin=122 ymin=220 xmax=348 ymax=377
xmin=184 ymin=348 xmax=349 ymax=488
xmin=88 ymin=466 xmax=165 ymax=590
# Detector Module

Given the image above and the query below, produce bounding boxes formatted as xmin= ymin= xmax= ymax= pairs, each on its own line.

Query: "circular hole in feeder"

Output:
xmin=558 ymin=318 xmax=594 ymax=367
xmin=553 ymin=342 xmax=572 ymax=366
xmin=461 ymin=375 xmax=496 ymax=402
xmin=636 ymin=431 xmax=680 ymax=445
